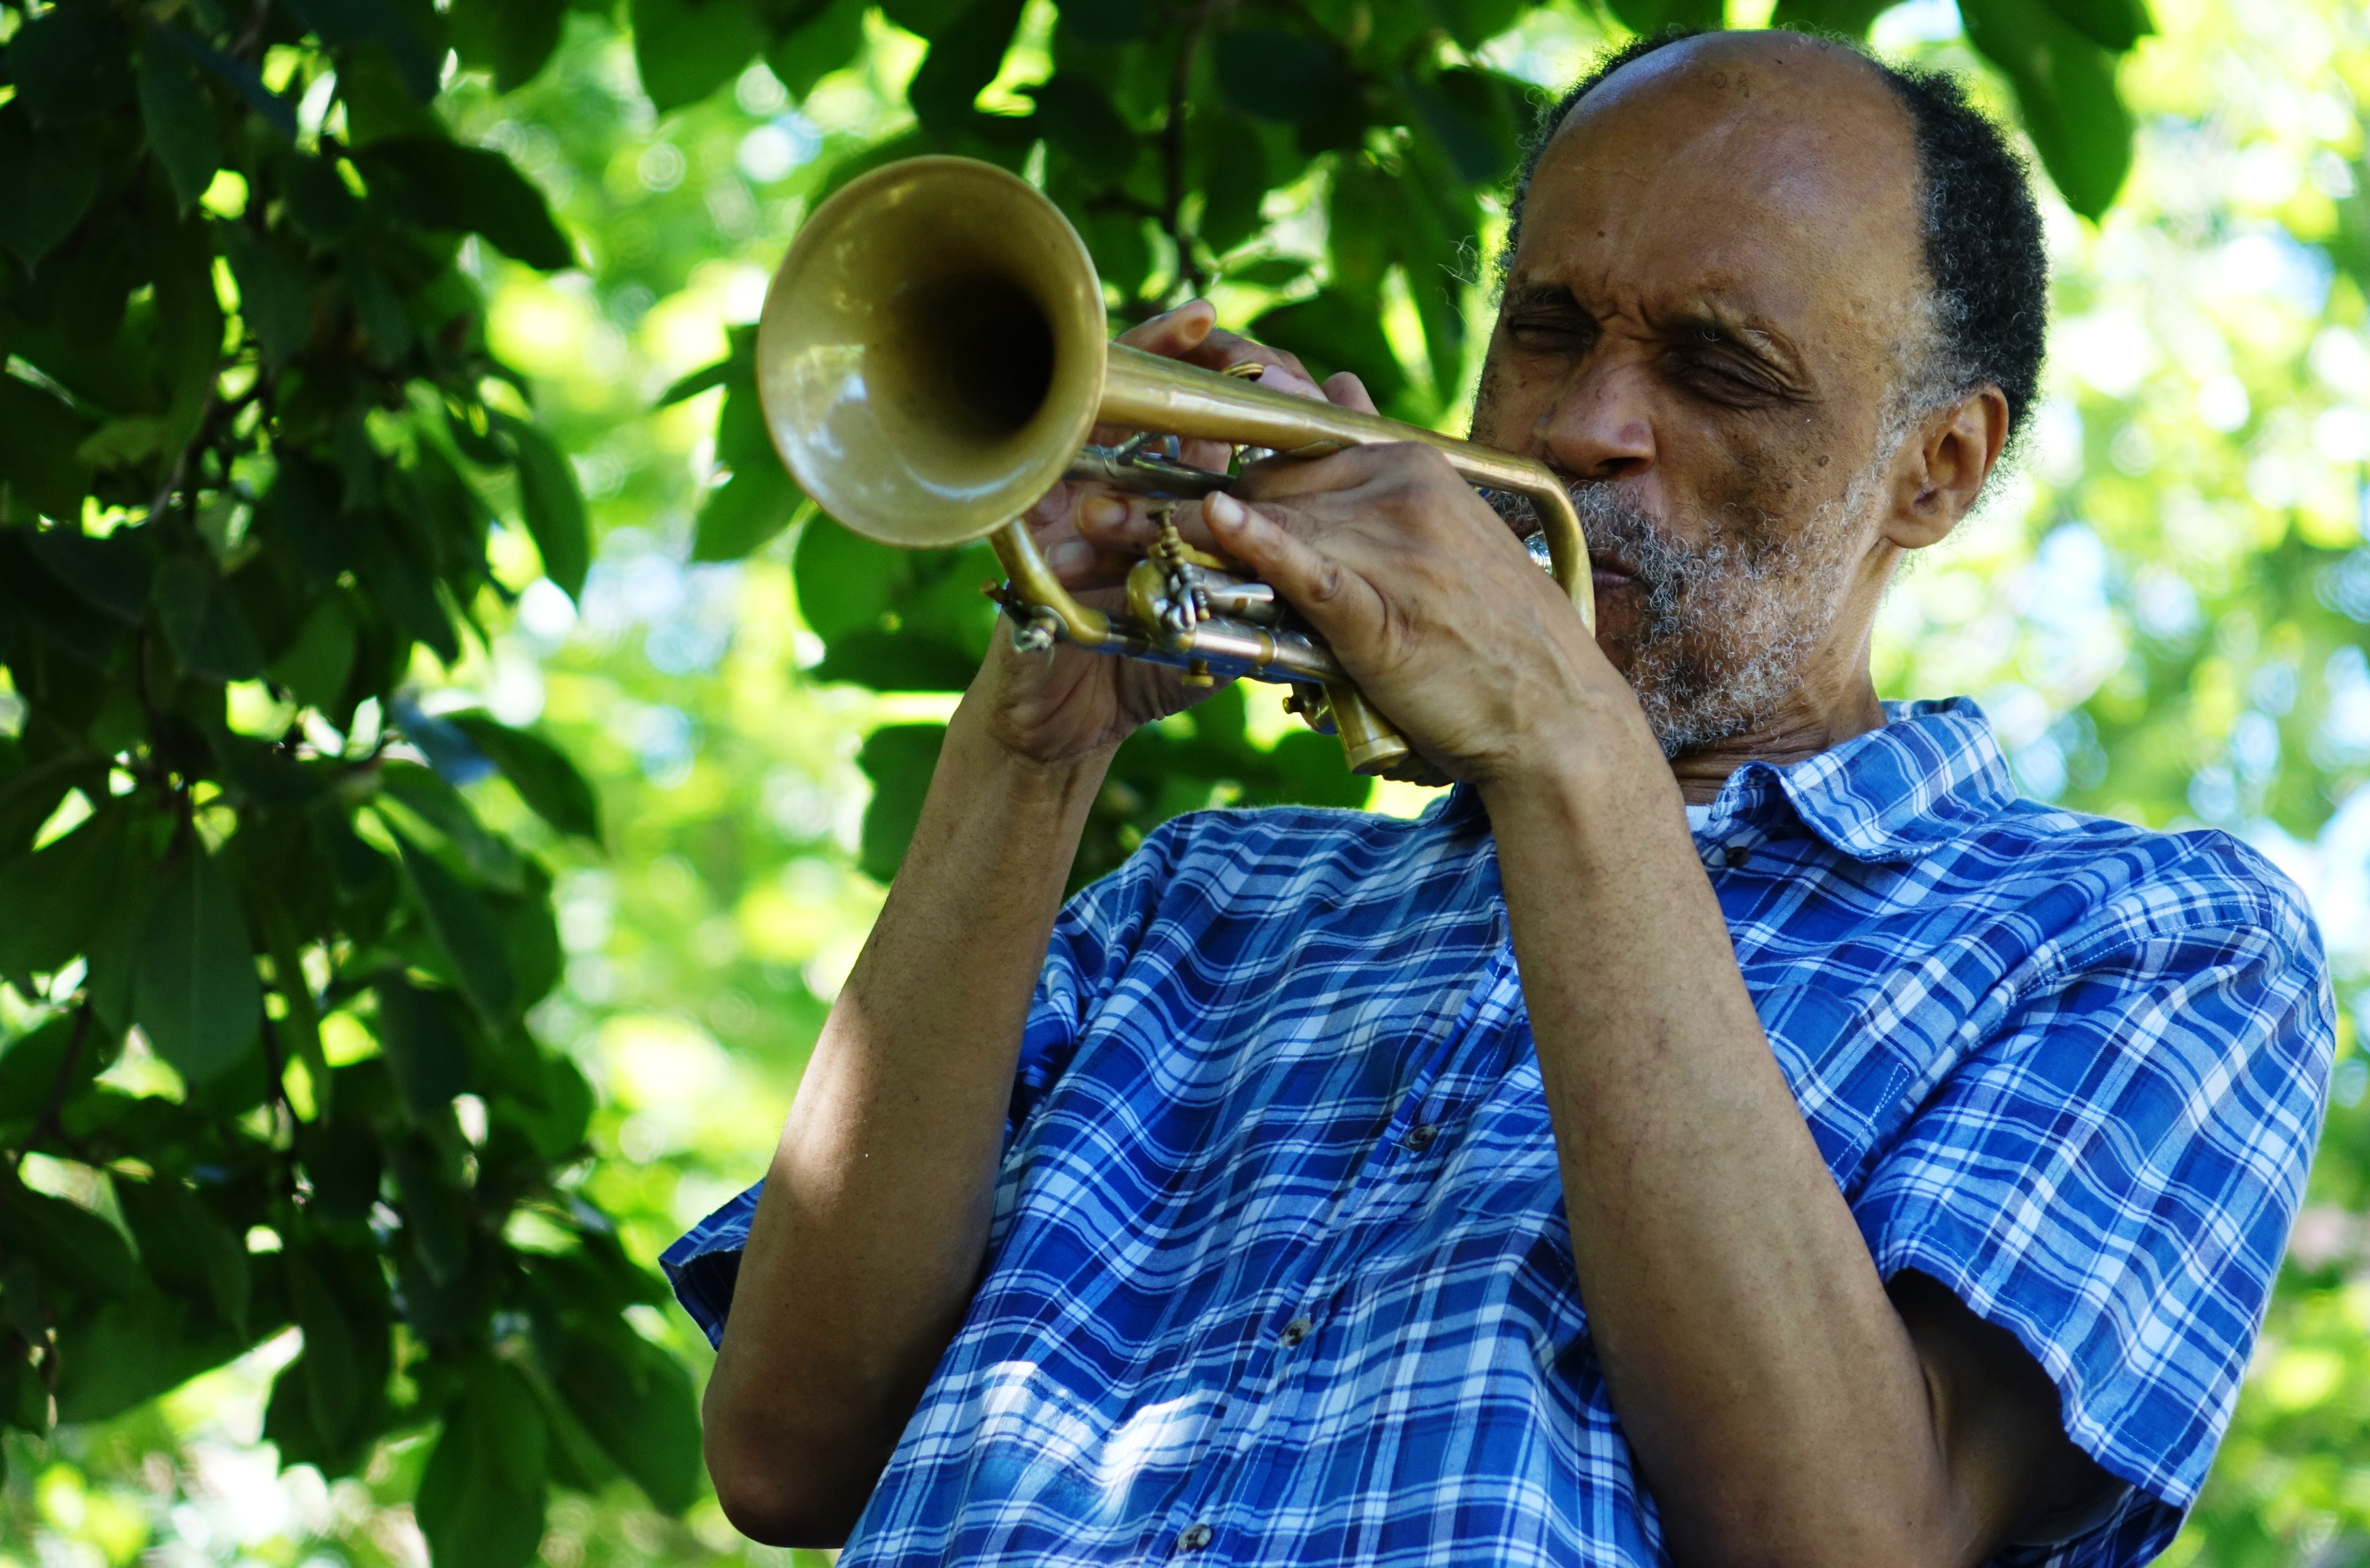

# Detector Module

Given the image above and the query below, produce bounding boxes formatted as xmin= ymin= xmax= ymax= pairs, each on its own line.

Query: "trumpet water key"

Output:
xmin=753 ymin=155 xmax=1596 ymax=781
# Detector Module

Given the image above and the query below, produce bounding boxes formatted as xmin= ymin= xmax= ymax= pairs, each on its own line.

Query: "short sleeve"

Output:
xmin=657 ymin=816 xmax=1200 ymax=1345
xmin=1854 ymin=870 xmax=2334 ymax=1567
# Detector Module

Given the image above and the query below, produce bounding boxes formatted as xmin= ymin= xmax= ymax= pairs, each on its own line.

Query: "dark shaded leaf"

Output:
xmin=448 ymin=0 xmax=569 ymax=90
xmin=155 ymin=553 xmax=266 ymax=682
xmin=132 ymin=844 xmax=262 ymax=1083
xmin=0 ymin=374 xmax=99 ymax=519
xmin=1409 ymin=67 xmax=1522 ymax=190
xmin=284 ymin=1253 xmax=362 ymax=1444
xmin=0 ymin=1177 xmax=138 ymax=1301
xmin=1251 ymin=286 xmax=1410 ymax=413
xmin=1213 ymin=28 xmax=1340 ymax=122
xmin=0 ymin=1015 xmax=103 ymax=1146
xmin=138 ymin=29 xmax=223 ymax=209
xmin=387 ymin=822 xmax=518 ymax=1021
xmin=30 ymin=529 xmax=156 ymax=624
xmin=149 ymin=24 xmax=298 ymax=140
xmin=375 ymin=976 xmax=473 ymax=1123
xmin=9 ymin=0 xmax=134 ymax=125
xmin=0 ymin=800 xmax=131 ymax=978
xmin=379 ymin=759 xmax=524 ymax=887
xmin=266 ymin=592 xmax=361 ymax=708
xmin=354 ymin=136 xmax=575 ymax=268
xmin=692 ymin=463 xmax=806 ymax=561
xmin=1601 ymin=0 xmax=1723 ymax=29
xmin=284 ymin=0 xmax=445 ymax=102
xmin=555 ymin=1323 xmax=703 ymax=1514
xmin=855 ymin=723 xmax=945 ymax=882
xmin=1027 ymin=72 xmax=1134 ymax=184
xmin=1196 ymin=118 xmax=1272 ymax=258
xmin=445 ymin=713 xmax=603 ymax=842
xmin=499 ymin=415 xmax=590 ymax=599
xmin=1768 ymin=0 xmax=1896 ymax=32
xmin=907 ymin=0 xmax=1026 ymax=137
xmin=766 ymin=0 xmax=867 ymax=98
xmin=631 ymin=0 xmax=767 ymax=111
xmin=54 ymin=1291 xmax=242 ymax=1422
xmin=115 ymin=1178 xmax=249 ymax=1333
xmin=416 ymin=1361 xmax=548 ymax=1568
xmin=1057 ymin=0 xmax=1145 ymax=44
xmin=221 ymin=226 xmax=314 ymax=368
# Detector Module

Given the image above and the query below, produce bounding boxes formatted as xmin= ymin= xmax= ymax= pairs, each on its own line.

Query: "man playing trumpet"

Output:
xmin=668 ymin=28 xmax=2333 ymax=1568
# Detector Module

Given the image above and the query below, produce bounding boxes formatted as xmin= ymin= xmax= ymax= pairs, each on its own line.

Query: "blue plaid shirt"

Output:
xmin=665 ymin=698 xmax=2333 ymax=1568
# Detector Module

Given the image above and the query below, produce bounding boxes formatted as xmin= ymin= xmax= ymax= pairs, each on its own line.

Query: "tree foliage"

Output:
xmin=1 ymin=0 xmax=2269 ymax=1563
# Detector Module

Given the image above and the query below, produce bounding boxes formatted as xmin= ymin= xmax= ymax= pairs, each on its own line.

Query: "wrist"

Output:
xmin=942 ymin=695 xmax=1117 ymax=814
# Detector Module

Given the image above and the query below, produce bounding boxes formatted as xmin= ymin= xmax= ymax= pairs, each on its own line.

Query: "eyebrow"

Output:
xmin=1504 ymin=281 xmax=1808 ymax=388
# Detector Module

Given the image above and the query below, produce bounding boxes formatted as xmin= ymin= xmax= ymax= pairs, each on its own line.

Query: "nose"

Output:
xmin=1538 ymin=361 xmax=1656 ymax=483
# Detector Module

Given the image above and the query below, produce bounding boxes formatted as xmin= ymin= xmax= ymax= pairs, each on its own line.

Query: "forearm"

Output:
xmin=1481 ymin=750 xmax=1963 ymax=1567
xmin=704 ymin=698 xmax=1111 ymax=1541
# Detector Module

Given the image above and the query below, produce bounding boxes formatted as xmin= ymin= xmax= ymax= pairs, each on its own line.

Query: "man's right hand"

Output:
xmin=972 ymin=300 xmax=1360 ymax=769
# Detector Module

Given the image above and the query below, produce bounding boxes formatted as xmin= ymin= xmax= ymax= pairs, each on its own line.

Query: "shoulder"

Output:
xmin=1967 ymin=800 xmax=2323 ymax=961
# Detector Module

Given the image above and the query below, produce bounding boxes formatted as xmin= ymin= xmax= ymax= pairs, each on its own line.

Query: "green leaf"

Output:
xmin=155 ymin=553 xmax=267 ymax=682
xmin=30 ymin=530 xmax=156 ymax=624
xmin=417 ymin=1362 xmax=548 ymax=1568
xmin=284 ymin=1254 xmax=362 ymax=1446
xmin=907 ymin=0 xmax=1026 ymax=138
xmin=53 ymin=1291 xmax=242 ymax=1423
xmin=855 ymin=724 xmax=946 ymax=882
xmin=693 ymin=464 xmax=806 ymax=561
xmin=555 ymin=1324 xmax=703 ymax=1514
xmin=221 ymin=225 xmax=314 ymax=368
xmin=1213 ymin=28 xmax=1340 ymax=123
xmin=284 ymin=0 xmax=446 ymax=103
xmin=268 ymin=592 xmax=361 ymax=708
xmin=1602 ymin=0 xmax=1722 ymax=29
xmin=1409 ymin=67 xmax=1523 ymax=190
xmin=132 ymin=844 xmax=263 ymax=1084
xmin=1251 ymin=286 xmax=1410 ymax=414
xmin=374 ymin=977 xmax=473 ymax=1123
xmin=115 ymin=1179 xmax=250 ymax=1334
xmin=138 ymin=30 xmax=223 ymax=210
xmin=448 ymin=0 xmax=569 ymax=90
xmin=766 ymin=0 xmax=867 ymax=98
xmin=387 ymin=822 xmax=518 ymax=1022
xmin=793 ymin=522 xmax=997 ymax=690
xmin=1960 ymin=0 xmax=2134 ymax=219
xmin=0 ymin=801 xmax=131 ymax=979
xmin=0 ymin=373 xmax=98 ymax=520
xmin=1768 ymin=0 xmax=1897 ymax=32
xmin=2041 ymin=0 xmax=2153 ymax=51
xmin=379 ymin=759 xmax=524 ymax=888
xmin=9 ymin=0 xmax=134 ymax=125
xmin=444 ymin=713 xmax=603 ymax=842
xmin=0 ymin=110 xmax=96 ymax=270
xmin=1196 ymin=119 xmax=1272 ymax=258
xmin=354 ymin=136 xmax=576 ymax=268
xmin=1027 ymin=72 xmax=1135 ymax=184
xmin=0 ymin=1177 xmax=138 ymax=1302
xmin=1432 ymin=0 xmax=1527 ymax=50
xmin=631 ymin=0 xmax=768 ymax=112
xmin=151 ymin=24 xmax=298 ymax=140
xmin=500 ymin=414 xmax=591 ymax=600
xmin=0 ymin=1016 xmax=104 ymax=1145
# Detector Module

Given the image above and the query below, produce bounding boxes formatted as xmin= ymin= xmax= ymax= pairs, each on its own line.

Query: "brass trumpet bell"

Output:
xmin=755 ymin=155 xmax=1595 ymax=781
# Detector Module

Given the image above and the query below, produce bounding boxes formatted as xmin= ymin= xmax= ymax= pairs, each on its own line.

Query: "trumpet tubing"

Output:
xmin=755 ymin=155 xmax=1595 ymax=781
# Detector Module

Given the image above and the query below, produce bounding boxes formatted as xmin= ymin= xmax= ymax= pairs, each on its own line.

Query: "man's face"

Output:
xmin=1472 ymin=35 xmax=1933 ymax=755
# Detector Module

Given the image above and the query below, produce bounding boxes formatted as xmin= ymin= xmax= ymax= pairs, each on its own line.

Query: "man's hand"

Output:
xmin=976 ymin=302 xmax=1363 ymax=770
xmin=1197 ymin=444 xmax=1649 ymax=788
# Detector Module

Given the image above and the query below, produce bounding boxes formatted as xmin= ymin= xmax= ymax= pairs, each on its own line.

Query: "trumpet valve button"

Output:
xmin=1184 ymin=659 xmax=1215 ymax=688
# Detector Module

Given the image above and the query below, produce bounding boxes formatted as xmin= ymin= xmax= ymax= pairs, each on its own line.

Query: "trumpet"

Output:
xmin=754 ymin=156 xmax=1595 ymax=781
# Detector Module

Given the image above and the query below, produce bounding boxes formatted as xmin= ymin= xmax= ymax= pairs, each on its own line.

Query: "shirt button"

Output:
xmin=1724 ymin=844 xmax=1750 ymax=868
xmin=1279 ymin=1315 xmax=1313 ymax=1348
xmin=1404 ymin=1123 xmax=1438 ymax=1151
xmin=1177 ymin=1522 xmax=1214 ymax=1552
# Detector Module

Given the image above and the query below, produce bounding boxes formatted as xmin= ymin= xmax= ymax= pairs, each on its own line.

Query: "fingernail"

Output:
xmin=1081 ymin=495 xmax=1128 ymax=530
xmin=1206 ymin=492 xmax=1245 ymax=531
xmin=1048 ymin=540 xmax=1094 ymax=575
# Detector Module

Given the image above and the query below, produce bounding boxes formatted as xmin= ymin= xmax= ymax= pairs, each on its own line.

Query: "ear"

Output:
xmin=1878 ymin=384 xmax=2010 ymax=551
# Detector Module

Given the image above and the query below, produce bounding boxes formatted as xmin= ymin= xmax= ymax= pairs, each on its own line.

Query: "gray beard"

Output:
xmin=1492 ymin=473 xmax=1873 ymax=758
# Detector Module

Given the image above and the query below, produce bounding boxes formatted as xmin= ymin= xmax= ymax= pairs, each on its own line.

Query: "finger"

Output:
xmin=1203 ymin=490 xmax=1380 ymax=640
xmin=1184 ymin=326 xmax=1316 ymax=388
xmin=1321 ymin=371 xmax=1378 ymax=415
xmin=1114 ymin=300 xmax=1216 ymax=357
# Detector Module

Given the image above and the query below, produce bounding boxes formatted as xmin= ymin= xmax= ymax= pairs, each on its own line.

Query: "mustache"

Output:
xmin=1486 ymin=482 xmax=1705 ymax=603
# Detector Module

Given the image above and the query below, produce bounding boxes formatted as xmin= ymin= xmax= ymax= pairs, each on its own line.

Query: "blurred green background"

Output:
xmin=6 ymin=0 xmax=2370 ymax=1564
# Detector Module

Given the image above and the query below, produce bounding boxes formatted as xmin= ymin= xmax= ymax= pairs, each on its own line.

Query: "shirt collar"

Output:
xmin=1437 ymin=697 xmax=2016 ymax=866
xmin=1706 ymin=697 xmax=2016 ymax=863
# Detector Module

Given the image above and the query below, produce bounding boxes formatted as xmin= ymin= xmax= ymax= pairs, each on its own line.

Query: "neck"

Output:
xmin=1663 ymin=670 xmax=1890 ymax=806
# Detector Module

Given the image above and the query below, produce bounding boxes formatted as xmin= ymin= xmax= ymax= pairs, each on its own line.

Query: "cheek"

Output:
xmin=1680 ymin=417 xmax=1856 ymax=542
